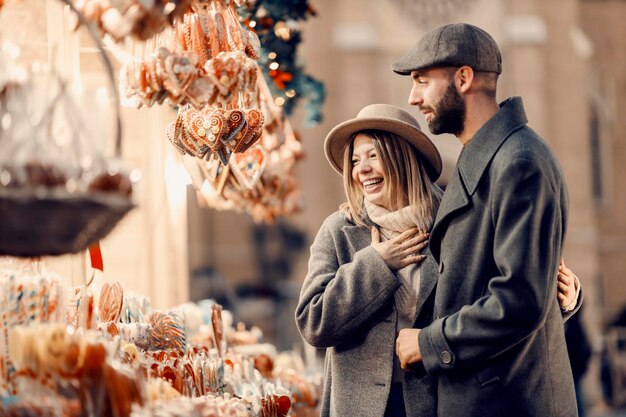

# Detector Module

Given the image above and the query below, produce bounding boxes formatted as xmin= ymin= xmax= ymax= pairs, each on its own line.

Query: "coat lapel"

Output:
xmin=341 ymin=214 xmax=376 ymax=253
xmin=414 ymin=249 xmax=437 ymax=319
xmin=456 ymin=97 xmax=529 ymax=195
xmin=341 ymin=224 xmax=371 ymax=254
xmin=428 ymin=97 xmax=529 ymax=261
xmin=429 ymin=168 xmax=471 ymax=261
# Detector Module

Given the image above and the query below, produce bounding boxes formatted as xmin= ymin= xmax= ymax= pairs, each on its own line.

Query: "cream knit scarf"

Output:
xmin=364 ymin=200 xmax=420 ymax=323
xmin=364 ymin=200 xmax=419 ymax=240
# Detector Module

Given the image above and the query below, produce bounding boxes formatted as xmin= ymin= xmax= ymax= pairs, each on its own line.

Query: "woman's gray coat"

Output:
xmin=295 ymin=211 xmax=437 ymax=417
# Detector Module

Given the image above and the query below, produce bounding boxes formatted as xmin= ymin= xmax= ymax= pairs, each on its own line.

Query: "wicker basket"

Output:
xmin=0 ymin=0 xmax=134 ymax=257
xmin=0 ymin=188 xmax=134 ymax=257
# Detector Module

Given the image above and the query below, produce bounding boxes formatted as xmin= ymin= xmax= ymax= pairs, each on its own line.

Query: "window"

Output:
xmin=589 ymin=105 xmax=603 ymax=203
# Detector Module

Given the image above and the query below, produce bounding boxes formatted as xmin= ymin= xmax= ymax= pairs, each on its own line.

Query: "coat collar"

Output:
xmin=429 ymin=97 xmax=528 ymax=261
xmin=457 ymin=96 xmax=528 ymax=195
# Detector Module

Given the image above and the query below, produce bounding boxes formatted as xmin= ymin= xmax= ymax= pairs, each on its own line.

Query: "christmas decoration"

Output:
xmin=238 ymin=0 xmax=325 ymax=127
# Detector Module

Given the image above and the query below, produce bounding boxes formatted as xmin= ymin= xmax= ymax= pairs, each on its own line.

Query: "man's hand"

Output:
xmin=396 ymin=328 xmax=423 ymax=369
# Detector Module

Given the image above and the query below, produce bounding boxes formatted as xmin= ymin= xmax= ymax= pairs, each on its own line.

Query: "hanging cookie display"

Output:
xmin=190 ymin=72 xmax=304 ymax=223
xmin=69 ymin=0 xmax=194 ymax=41
xmin=119 ymin=1 xmax=261 ymax=112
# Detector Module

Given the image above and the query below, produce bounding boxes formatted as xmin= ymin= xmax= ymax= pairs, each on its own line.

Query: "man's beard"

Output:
xmin=427 ymin=82 xmax=466 ymax=136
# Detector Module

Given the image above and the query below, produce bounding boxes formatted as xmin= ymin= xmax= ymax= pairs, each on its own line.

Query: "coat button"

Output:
xmin=440 ymin=351 xmax=452 ymax=364
xmin=439 ymin=262 xmax=444 ymax=273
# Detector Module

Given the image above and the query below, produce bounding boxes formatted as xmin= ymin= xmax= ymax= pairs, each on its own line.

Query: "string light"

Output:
xmin=285 ymin=89 xmax=296 ymax=98
xmin=268 ymin=52 xmax=277 ymax=60
xmin=249 ymin=20 xmax=257 ymax=28
xmin=275 ymin=97 xmax=285 ymax=106
xmin=268 ymin=62 xmax=279 ymax=70
xmin=274 ymin=22 xmax=291 ymax=41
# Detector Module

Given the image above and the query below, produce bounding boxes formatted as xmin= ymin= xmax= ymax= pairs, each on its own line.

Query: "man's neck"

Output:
xmin=457 ymin=98 xmax=500 ymax=145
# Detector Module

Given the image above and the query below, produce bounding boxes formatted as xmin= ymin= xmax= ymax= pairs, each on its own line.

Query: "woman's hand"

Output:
xmin=371 ymin=227 xmax=428 ymax=270
xmin=558 ymin=258 xmax=579 ymax=311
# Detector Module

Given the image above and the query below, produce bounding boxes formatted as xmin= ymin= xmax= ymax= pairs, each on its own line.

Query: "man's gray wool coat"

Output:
xmin=418 ymin=97 xmax=578 ymax=417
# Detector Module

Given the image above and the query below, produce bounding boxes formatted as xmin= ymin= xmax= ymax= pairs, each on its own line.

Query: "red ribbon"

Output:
xmin=269 ymin=69 xmax=293 ymax=90
xmin=88 ymin=243 xmax=104 ymax=272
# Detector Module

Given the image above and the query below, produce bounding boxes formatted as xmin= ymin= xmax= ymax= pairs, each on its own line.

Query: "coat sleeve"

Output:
xmin=295 ymin=217 xmax=400 ymax=348
xmin=419 ymin=155 xmax=566 ymax=375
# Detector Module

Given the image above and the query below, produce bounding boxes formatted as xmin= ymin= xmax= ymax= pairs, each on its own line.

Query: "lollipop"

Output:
xmin=211 ymin=304 xmax=224 ymax=357
xmin=99 ymin=282 xmax=124 ymax=323
xmin=149 ymin=312 xmax=186 ymax=351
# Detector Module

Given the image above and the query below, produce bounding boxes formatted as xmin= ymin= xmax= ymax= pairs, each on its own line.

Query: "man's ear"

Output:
xmin=455 ymin=66 xmax=474 ymax=94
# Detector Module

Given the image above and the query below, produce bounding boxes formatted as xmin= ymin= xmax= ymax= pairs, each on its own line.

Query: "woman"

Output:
xmin=295 ymin=104 xmax=580 ymax=417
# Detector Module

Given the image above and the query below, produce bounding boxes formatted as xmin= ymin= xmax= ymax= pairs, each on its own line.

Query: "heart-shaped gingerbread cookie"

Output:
xmin=229 ymin=145 xmax=267 ymax=190
xmin=236 ymin=108 xmax=265 ymax=153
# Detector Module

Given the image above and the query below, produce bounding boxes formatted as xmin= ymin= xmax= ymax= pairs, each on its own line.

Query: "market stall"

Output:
xmin=0 ymin=0 xmax=323 ymax=414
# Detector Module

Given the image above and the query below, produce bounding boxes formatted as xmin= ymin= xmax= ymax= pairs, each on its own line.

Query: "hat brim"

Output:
xmin=391 ymin=57 xmax=415 ymax=76
xmin=324 ymin=116 xmax=442 ymax=181
xmin=391 ymin=48 xmax=433 ymax=76
xmin=391 ymin=56 xmax=457 ymax=76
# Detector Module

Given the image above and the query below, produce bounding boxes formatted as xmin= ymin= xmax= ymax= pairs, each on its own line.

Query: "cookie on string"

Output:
xmin=181 ymin=107 xmax=210 ymax=145
xmin=205 ymin=51 xmax=246 ymax=103
xmin=242 ymin=29 xmax=261 ymax=61
xmin=209 ymin=4 xmax=229 ymax=54
xmin=162 ymin=54 xmax=197 ymax=100
xmin=211 ymin=304 xmax=224 ymax=358
xmin=236 ymin=108 xmax=265 ymax=153
xmin=229 ymin=146 xmax=267 ymax=190
xmin=178 ymin=106 xmax=209 ymax=158
xmin=223 ymin=109 xmax=247 ymax=152
xmin=224 ymin=2 xmax=245 ymax=52
xmin=204 ymin=108 xmax=228 ymax=153
xmin=185 ymin=76 xmax=217 ymax=109
xmin=203 ymin=155 xmax=231 ymax=196
xmin=167 ymin=119 xmax=189 ymax=156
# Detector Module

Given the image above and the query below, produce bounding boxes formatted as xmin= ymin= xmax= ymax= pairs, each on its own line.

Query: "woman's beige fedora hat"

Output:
xmin=324 ymin=103 xmax=442 ymax=181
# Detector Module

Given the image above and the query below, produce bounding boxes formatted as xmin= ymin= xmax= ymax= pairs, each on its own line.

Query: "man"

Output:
xmin=393 ymin=23 xmax=578 ymax=417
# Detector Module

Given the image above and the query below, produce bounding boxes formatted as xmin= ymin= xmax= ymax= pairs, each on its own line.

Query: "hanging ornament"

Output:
xmin=120 ymin=3 xmax=261 ymax=112
xmin=187 ymin=70 xmax=304 ymax=223
xmin=68 ymin=0 xmax=194 ymax=41
xmin=268 ymin=69 xmax=292 ymax=90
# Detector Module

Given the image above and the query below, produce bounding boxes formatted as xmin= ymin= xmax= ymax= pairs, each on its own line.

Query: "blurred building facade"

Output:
xmin=581 ymin=0 xmax=626 ymax=328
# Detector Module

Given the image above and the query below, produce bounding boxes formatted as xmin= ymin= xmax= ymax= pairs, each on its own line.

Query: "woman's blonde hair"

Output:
xmin=340 ymin=130 xmax=442 ymax=231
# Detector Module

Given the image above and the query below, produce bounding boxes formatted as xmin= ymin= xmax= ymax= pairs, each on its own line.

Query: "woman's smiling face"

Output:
xmin=351 ymin=133 xmax=389 ymax=209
